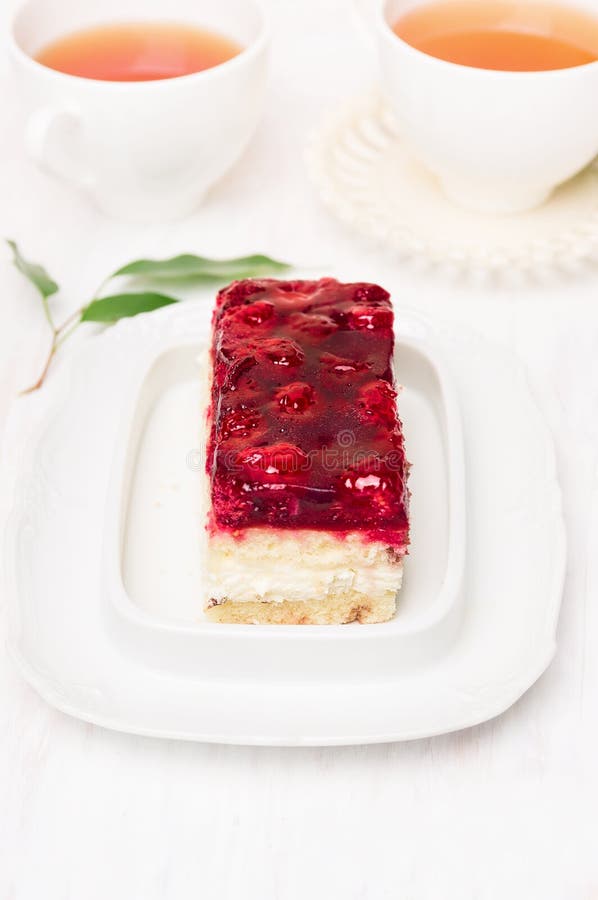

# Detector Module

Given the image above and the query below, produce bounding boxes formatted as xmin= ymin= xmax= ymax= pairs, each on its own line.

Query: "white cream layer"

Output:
xmin=204 ymin=528 xmax=404 ymax=605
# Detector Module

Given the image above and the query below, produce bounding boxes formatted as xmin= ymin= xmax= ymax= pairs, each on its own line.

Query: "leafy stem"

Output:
xmin=41 ymin=294 xmax=58 ymax=335
xmin=21 ymin=308 xmax=82 ymax=394
xmin=7 ymin=241 xmax=292 ymax=393
xmin=21 ymin=343 xmax=57 ymax=394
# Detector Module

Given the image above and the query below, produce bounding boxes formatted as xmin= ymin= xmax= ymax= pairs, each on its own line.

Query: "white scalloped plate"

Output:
xmin=307 ymin=92 xmax=598 ymax=276
xmin=1 ymin=300 xmax=565 ymax=745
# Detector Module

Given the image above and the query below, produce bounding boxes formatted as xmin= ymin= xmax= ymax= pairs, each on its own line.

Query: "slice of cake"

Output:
xmin=203 ymin=277 xmax=410 ymax=624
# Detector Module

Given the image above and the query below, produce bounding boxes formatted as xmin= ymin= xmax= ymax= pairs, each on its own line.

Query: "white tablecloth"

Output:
xmin=0 ymin=1 xmax=596 ymax=897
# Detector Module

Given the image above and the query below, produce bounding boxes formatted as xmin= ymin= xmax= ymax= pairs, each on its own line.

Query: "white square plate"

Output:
xmin=1 ymin=301 xmax=565 ymax=745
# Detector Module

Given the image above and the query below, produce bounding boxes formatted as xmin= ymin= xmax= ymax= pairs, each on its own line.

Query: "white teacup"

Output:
xmin=365 ymin=0 xmax=598 ymax=213
xmin=9 ymin=0 xmax=268 ymax=222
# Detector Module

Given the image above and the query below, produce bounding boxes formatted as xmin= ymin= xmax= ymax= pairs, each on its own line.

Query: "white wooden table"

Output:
xmin=1 ymin=1 xmax=597 ymax=897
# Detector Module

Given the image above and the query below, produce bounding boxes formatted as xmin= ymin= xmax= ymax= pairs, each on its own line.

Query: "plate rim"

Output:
xmin=5 ymin=639 xmax=557 ymax=746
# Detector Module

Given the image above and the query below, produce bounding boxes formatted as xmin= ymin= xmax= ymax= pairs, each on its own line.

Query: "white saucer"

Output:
xmin=1 ymin=300 xmax=565 ymax=745
xmin=307 ymin=92 xmax=598 ymax=277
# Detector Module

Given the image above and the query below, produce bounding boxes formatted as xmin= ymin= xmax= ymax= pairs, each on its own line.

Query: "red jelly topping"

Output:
xmin=207 ymin=278 xmax=409 ymax=547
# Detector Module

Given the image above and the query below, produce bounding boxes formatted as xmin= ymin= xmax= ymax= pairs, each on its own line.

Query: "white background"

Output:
xmin=1 ymin=0 xmax=598 ymax=897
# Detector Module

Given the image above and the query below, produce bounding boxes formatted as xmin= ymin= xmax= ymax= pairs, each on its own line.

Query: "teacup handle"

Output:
xmin=25 ymin=105 xmax=94 ymax=189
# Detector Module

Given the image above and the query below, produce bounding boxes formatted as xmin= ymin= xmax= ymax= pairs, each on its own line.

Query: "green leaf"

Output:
xmin=111 ymin=253 xmax=291 ymax=282
xmin=7 ymin=239 xmax=59 ymax=299
xmin=81 ymin=292 xmax=179 ymax=323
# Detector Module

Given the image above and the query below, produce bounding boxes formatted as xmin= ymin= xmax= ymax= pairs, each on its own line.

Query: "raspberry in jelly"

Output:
xmin=207 ymin=278 xmax=409 ymax=547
